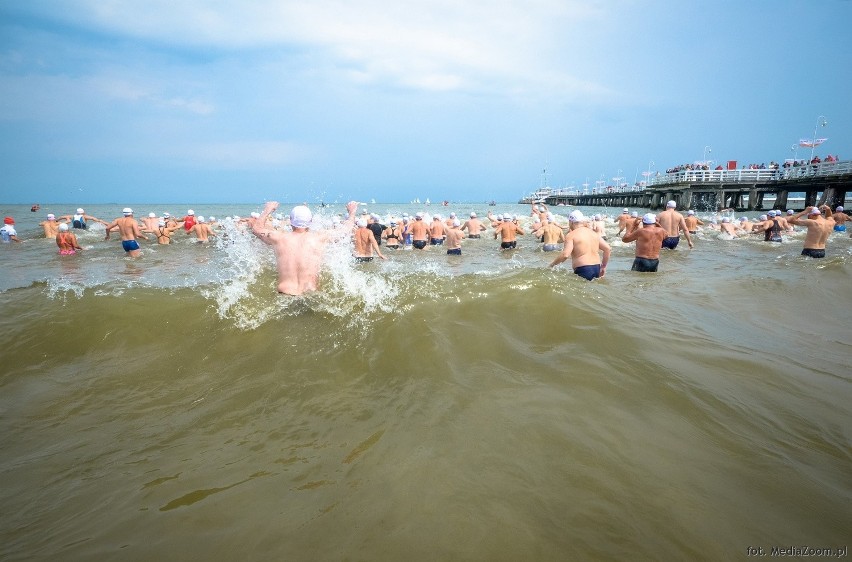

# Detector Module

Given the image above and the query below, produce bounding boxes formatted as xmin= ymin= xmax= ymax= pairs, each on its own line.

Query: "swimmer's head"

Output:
xmin=148 ymin=212 xmax=156 ymax=218
xmin=666 ymin=200 xmax=676 ymax=208
xmin=568 ymin=210 xmax=586 ymax=223
xmin=197 ymin=216 xmax=205 ymax=223
xmin=642 ymin=213 xmax=656 ymax=225
xmin=622 ymin=208 xmax=629 ymax=214
xmin=470 ymin=212 xmax=477 ymax=218
xmin=158 ymin=220 xmax=165 ymax=227
xmin=594 ymin=214 xmax=602 ymax=221
xmin=496 ymin=214 xmax=503 ymax=220
xmin=250 ymin=212 xmax=260 ymax=219
xmin=809 ymin=207 xmax=821 ymax=215
xmin=687 ymin=210 xmax=695 ymax=216
xmin=450 ymin=212 xmax=456 ymax=218
xmin=47 ymin=213 xmax=56 ymax=220
xmin=3 ymin=216 xmax=13 ymax=224
xmin=187 ymin=209 xmax=195 ymax=216
xmin=631 ymin=212 xmax=638 ymax=218
xmin=722 ymin=217 xmax=731 ymax=223
xmin=58 ymin=223 xmax=68 ymax=231
xmin=290 ymin=205 xmax=313 ymax=228
xmin=759 ymin=214 xmax=768 ymax=221
xmin=122 ymin=208 xmax=133 ymax=216
xmin=209 ymin=216 xmax=216 ymax=222
xmin=503 ymin=215 xmax=512 ymax=221
xmin=390 ymin=220 xmax=397 ymax=225
xmin=163 ymin=212 xmax=171 ymax=218
xmin=415 ymin=212 xmax=424 ymax=219
xmin=356 ymin=219 xmax=367 ymax=227
xmin=836 ymin=206 xmax=844 ymax=212
xmin=739 ymin=217 xmax=747 ymax=222
xmin=77 ymin=208 xmax=85 ymax=214
xmin=452 ymin=219 xmax=460 ymax=227
xmin=787 ymin=210 xmax=794 ymax=215
xmin=767 ymin=210 xmax=776 ymax=217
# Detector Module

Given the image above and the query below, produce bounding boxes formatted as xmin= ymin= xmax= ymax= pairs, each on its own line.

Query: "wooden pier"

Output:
xmin=539 ymin=160 xmax=852 ymax=211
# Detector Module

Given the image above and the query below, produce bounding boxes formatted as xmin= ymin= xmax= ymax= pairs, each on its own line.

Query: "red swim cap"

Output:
xmin=3 ymin=217 xmax=14 ymax=224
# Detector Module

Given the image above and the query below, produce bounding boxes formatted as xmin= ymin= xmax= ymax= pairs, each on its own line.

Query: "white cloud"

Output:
xmin=48 ymin=0 xmax=613 ymax=99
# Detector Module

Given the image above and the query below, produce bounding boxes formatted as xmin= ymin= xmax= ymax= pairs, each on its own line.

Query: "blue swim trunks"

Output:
xmin=573 ymin=264 xmax=601 ymax=281
xmin=122 ymin=239 xmax=140 ymax=252
xmin=542 ymin=243 xmax=560 ymax=252
xmin=834 ymin=224 xmax=846 ymax=232
xmin=661 ymin=236 xmax=680 ymax=250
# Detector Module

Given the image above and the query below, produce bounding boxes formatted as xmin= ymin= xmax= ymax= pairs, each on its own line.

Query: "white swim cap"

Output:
xmin=642 ymin=213 xmax=656 ymax=225
xmin=666 ymin=200 xmax=676 ymax=208
xmin=503 ymin=215 xmax=512 ymax=221
xmin=163 ymin=212 xmax=171 ymax=218
xmin=767 ymin=210 xmax=776 ymax=217
xmin=390 ymin=220 xmax=397 ymax=225
xmin=787 ymin=210 xmax=794 ymax=215
xmin=687 ymin=210 xmax=695 ymax=215
xmin=452 ymin=219 xmax=460 ymax=227
xmin=622 ymin=208 xmax=629 ymax=213
xmin=197 ymin=216 xmax=205 ymax=223
xmin=496 ymin=214 xmax=503 ymax=220
xmin=356 ymin=219 xmax=367 ymax=227
xmin=148 ymin=212 xmax=156 ymax=218
xmin=759 ymin=214 xmax=768 ymax=221
xmin=722 ymin=217 xmax=730 ymax=223
xmin=187 ymin=209 xmax=195 ymax=215
xmin=631 ymin=212 xmax=638 ymax=218
xmin=123 ymin=208 xmax=133 ymax=215
xmin=290 ymin=205 xmax=313 ymax=228
xmin=47 ymin=213 xmax=55 ymax=220
xmin=250 ymin=212 xmax=260 ymax=219
xmin=568 ymin=210 xmax=586 ymax=223
xmin=158 ymin=220 xmax=165 ymax=227
xmin=77 ymin=208 xmax=85 ymax=214
xmin=58 ymin=223 xmax=68 ymax=231
xmin=209 ymin=216 xmax=215 ymax=222
xmin=836 ymin=206 xmax=844 ymax=212
xmin=594 ymin=214 xmax=602 ymax=221
xmin=809 ymin=207 xmax=821 ymax=215
xmin=450 ymin=212 xmax=456 ymax=217
xmin=416 ymin=212 xmax=424 ymax=219
xmin=739 ymin=217 xmax=747 ymax=221
xmin=470 ymin=212 xmax=476 ymax=218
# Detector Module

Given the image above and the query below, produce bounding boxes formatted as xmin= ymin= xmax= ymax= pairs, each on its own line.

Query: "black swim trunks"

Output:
xmin=446 ymin=248 xmax=461 ymax=255
xmin=430 ymin=238 xmax=444 ymax=245
xmin=468 ymin=234 xmax=481 ymax=239
xmin=661 ymin=236 xmax=680 ymax=250
xmin=355 ymin=256 xmax=374 ymax=263
xmin=413 ymin=240 xmax=427 ymax=250
xmin=500 ymin=241 xmax=517 ymax=249
xmin=801 ymin=248 xmax=825 ymax=258
xmin=631 ymin=257 xmax=659 ymax=272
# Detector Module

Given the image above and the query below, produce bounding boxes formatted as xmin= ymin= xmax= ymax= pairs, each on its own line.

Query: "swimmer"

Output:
xmin=657 ymin=200 xmax=694 ymax=250
xmin=684 ymin=210 xmax=704 ymax=234
xmin=789 ymin=206 xmax=833 ymax=258
xmin=409 ymin=212 xmax=431 ymax=250
xmin=141 ymin=212 xmax=160 ymax=232
xmin=445 ymin=219 xmax=466 ymax=255
xmin=538 ymin=216 xmax=565 ymax=252
xmin=622 ymin=213 xmax=667 ymax=272
xmin=188 ymin=216 xmax=217 ymax=243
xmin=55 ymin=223 xmax=82 ymax=254
xmin=104 ymin=208 xmax=148 ymax=257
xmin=616 ymin=209 xmax=632 ymax=236
xmin=353 ymin=218 xmax=386 ymax=262
xmin=1 ymin=217 xmax=21 ymax=243
xmin=61 ymin=208 xmax=108 ymax=230
xmin=461 ymin=212 xmax=487 ymax=239
xmin=153 ymin=220 xmax=180 ymax=245
xmin=752 ymin=211 xmax=783 ymax=242
xmin=251 ymin=200 xmax=358 ymax=295
xmin=493 ymin=214 xmax=524 ymax=250
xmin=39 ymin=213 xmax=68 ymax=238
xmin=381 ymin=220 xmax=402 ymax=249
xmin=832 ymin=206 xmax=849 ymax=231
xmin=430 ymin=215 xmax=447 ymax=245
xmin=549 ymin=210 xmax=610 ymax=280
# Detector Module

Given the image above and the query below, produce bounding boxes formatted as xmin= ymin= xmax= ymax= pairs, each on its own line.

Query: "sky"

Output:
xmin=0 ymin=0 xmax=850 ymax=205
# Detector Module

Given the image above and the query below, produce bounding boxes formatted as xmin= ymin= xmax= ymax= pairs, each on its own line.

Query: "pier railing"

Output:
xmin=650 ymin=159 xmax=852 ymax=187
xmin=536 ymin=160 xmax=852 ymax=198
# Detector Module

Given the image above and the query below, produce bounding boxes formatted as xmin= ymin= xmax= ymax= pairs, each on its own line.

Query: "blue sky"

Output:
xmin=1 ymin=0 xmax=850 ymax=204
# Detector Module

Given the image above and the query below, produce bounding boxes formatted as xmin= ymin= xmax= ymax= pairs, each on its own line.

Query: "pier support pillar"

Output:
xmin=747 ymin=189 xmax=758 ymax=211
xmin=682 ymin=189 xmax=694 ymax=210
xmin=775 ymin=190 xmax=789 ymax=210
xmin=805 ymin=191 xmax=818 ymax=207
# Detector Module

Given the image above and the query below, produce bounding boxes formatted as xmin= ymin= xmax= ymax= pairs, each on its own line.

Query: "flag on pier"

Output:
xmin=799 ymin=138 xmax=828 ymax=148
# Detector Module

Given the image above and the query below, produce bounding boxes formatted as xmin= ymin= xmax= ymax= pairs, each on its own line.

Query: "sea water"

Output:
xmin=1 ymin=203 xmax=850 ymax=561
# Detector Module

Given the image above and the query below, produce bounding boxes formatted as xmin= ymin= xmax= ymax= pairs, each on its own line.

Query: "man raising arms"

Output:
xmin=549 ymin=210 xmax=610 ymax=280
xmin=789 ymin=205 xmax=833 ymax=258
xmin=622 ymin=213 xmax=667 ymax=272
xmin=657 ymin=200 xmax=694 ymax=250
xmin=251 ymin=201 xmax=358 ymax=295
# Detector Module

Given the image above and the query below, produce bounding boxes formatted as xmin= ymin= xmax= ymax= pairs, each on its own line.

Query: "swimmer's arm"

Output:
xmin=103 ymin=220 xmax=117 ymax=239
xmin=549 ymin=239 xmax=573 ymax=268
xmin=621 ymin=229 xmax=639 ymax=243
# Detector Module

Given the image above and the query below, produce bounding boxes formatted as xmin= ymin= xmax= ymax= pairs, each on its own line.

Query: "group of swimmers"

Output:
xmin=4 ymin=199 xmax=848 ymax=293
xmin=3 ymin=207 xmax=222 ymax=257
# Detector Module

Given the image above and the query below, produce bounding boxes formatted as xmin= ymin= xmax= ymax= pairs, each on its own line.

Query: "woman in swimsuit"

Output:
xmin=56 ymin=224 xmax=82 ymax=255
